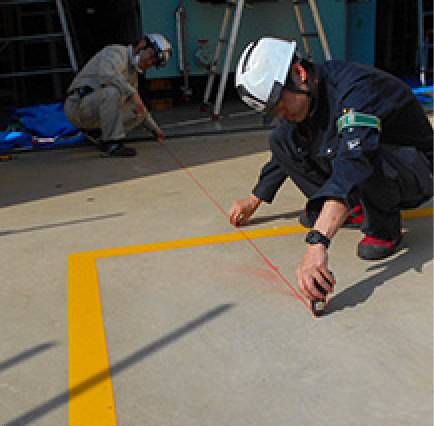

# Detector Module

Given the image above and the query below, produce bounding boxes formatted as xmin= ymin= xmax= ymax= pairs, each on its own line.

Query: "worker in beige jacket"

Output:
xmin=65 ymin=33 xmax=172 ymax=157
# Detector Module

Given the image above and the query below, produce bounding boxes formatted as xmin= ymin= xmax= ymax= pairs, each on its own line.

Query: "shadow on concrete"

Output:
xmin=0 ymin=213 xmax=124 ymax=237
xmin=4 ymin=303 xmax=234 ymax=426
xmin=0 ymin=342 xmax=57 ymax=373
xmin=244 ymin=209 xmax=304 ymax=226
xmin=324 ymin=217 xmax=433 ymax=316
xmin=1 ymin=125 xmax=271 ymax=209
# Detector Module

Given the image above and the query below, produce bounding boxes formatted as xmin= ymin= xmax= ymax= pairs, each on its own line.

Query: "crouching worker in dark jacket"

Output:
xmin=229 ymin=37 xmax=433 ymax=305
xmin=65 ymin=33 xmax=172 ymax=157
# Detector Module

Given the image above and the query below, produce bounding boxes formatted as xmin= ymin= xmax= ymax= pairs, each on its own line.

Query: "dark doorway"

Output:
xmin=376 ymin=0 xmax=432 ymax=82
xmin=66 ymin=0 xmax=142 ymax=67
xmin=0 ymin=0 xmax=141 ymax=107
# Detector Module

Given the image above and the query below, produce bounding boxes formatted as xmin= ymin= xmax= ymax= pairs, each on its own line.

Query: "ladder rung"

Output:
xmin=301 ymin=32 xmax=319 ymax=38
xmin=0 ymin=67 xmax=73 ymax=78
xmin=218 ymin=38 xmax=228 ymax=43
xmin=292 ymin=0 xmax=308 ymax=4
xmin=0 ymin=33 xmax=64 ymax=43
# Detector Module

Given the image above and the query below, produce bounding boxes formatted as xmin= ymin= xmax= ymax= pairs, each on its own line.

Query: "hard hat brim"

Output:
xmin=235 ymin=37 xmax=297 ymax=113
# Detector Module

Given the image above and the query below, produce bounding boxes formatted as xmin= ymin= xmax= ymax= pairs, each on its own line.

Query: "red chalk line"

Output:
xmin=158 ymin=140 xmax=312 ymax=313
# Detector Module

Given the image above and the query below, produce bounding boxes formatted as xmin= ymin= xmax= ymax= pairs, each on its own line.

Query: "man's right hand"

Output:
xmin=229 ymin=194 xmax=262 ymax=226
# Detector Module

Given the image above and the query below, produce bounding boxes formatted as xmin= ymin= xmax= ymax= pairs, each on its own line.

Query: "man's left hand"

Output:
xmin=296 ymin=244 xmax=335 ymax=301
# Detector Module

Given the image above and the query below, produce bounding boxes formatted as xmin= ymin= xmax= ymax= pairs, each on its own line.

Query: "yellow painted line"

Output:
xmin=68 ymin=223 xmax=307 ymax=425
xmin=69 ymin=207 xmax=433 ymax=425
xmin=402 ymin=207 xmax=434 ymax=219
xmin=69 ymin=253 xmax=117 ymax=425
xmin=88 ymin=223 xmax=307 ymax=259
xmin=83 ymin=208 xmax=433 ymax=260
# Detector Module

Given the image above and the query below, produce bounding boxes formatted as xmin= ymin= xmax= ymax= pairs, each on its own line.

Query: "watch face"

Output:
xmin=310 ymin=232 xmax=321 ymax=243
xmin=306 ymin=231 xmax=320 ymax=243
xmin=306 ymin=230 xmax=330 ymax=247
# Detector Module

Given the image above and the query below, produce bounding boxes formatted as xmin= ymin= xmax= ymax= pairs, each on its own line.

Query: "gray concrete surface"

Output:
xmin=0 ymin=127 xmax=432 ymax=425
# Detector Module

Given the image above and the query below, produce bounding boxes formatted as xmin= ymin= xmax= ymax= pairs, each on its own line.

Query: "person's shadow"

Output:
xmin=243 ymin=209 xmax=304 ymax=226
xmin=324 ymin=217 xmax=433 ymax=316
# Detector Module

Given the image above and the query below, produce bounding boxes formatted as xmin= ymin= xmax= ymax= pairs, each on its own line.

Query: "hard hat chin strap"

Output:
xmin=283 ymin=61 xmax=318 ymax=118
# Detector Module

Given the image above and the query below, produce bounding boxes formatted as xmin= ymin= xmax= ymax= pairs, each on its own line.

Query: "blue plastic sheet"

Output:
xmin=412 ymin=85 xmax=434 ymax=105
xmin=15 ymin=102 xmax=77 ymax=137
xmin=0 ymin=102 xmax=85 ymax=150
xmin=0 ymin=131 xmax=33 ymax=150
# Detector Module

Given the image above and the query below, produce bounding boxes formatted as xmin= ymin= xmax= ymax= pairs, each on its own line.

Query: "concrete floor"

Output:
xmin=0 ymin=123 xmax=432 ymax=425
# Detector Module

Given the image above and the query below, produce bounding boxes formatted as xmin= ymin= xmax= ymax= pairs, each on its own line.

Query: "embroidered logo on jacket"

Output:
xmin=347 ymin=138 xmax=361 ymax=150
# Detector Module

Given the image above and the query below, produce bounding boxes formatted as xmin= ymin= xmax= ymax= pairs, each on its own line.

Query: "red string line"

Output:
xmin=158 ymin=140 xmax=312 ymax=312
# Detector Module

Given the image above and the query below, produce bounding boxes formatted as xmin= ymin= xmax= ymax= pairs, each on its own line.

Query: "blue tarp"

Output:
xmin=0 ymin=102 xmax=85 ymax=150
xmin=412 ymin=85 xmax=434 ymax=105
xmin=0 ymin=131 xmax=33 ymax=150
xmin=16 ymin=102 xmax=78 ymax=137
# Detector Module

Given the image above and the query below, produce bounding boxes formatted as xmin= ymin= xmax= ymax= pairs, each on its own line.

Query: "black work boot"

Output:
xmin=100 ymin=143 xmax=136 ymax=157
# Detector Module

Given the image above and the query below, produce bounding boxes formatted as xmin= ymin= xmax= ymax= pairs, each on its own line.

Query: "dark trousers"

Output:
xmin=275 ymin=142 xmax=432 ymax=240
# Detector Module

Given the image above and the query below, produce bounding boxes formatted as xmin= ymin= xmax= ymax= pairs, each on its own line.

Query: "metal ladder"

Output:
xmin=202 ymin=0 xmax=245 ymax=120
xmin=0 ymin=4 xmax=18 ymax=104
xmin=202 ymin=0 xmax=331 ymax=119
xmin=292 ymin=0 xmax=332 ymax=61
xmin=417 ymin=0 xmax=433 ymax=86
xmin=0 ymin=0 xmax=78 ymax=103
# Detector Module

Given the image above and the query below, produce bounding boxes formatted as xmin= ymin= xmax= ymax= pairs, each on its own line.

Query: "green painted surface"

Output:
xmin=141 ymin=0 xmax=348 ymax=78
xmin=346 ymin=0 xmax=376 ymax=65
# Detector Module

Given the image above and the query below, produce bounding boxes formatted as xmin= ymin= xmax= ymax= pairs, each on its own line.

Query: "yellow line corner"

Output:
xmin=68 ymin=207 xmax=433 ymax=425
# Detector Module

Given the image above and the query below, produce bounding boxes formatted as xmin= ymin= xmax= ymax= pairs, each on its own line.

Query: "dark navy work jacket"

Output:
xmin=253 ymin=61 xmax=433 ymax=210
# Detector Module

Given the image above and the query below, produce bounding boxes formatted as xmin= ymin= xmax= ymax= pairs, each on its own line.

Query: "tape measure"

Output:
xmin=311 ymin=274 xmax=334 ymax=317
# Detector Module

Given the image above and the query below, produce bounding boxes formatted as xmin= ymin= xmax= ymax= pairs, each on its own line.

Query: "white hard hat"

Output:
xmin=146 ymin=33 xmax=172 ymax=68
xmin=235 ymin=37 xmax=297 ymax=112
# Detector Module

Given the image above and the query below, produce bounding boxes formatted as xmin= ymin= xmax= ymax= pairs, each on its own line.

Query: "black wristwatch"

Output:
xmin=305 ymin=230 xmax=330 ymax=249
